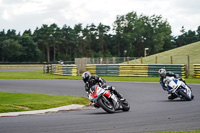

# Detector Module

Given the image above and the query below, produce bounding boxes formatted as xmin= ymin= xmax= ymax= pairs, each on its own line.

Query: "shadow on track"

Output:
xmin=159 ymin=99 xmax=193 ymax=102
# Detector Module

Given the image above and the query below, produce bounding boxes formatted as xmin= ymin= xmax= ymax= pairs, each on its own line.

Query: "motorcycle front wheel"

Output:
xmin=178 ymin=90 xmax=191 ymax=101
xmin=121 ymin=101 xmax=130 ymax=111
xmin=98 ymin=97 xmax=115 ymax=113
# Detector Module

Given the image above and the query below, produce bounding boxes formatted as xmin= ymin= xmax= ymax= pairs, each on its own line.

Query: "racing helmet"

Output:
xmin=158 ymin=68 xmax=166 ymax=77
xmin=82 ymin=71 xmax=91 ymax=83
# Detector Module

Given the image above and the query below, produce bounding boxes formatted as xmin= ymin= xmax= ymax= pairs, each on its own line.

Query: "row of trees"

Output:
xmin=0 ymin=11 xmax=200 ymax=62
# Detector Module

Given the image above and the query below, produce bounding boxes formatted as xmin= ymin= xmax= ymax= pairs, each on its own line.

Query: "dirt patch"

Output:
xmin=15 ymin=106 xmax=30 ymax=110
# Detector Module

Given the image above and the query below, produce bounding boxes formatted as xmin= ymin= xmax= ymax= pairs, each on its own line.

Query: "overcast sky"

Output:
xmin=0 ymin=0 xmax=200 ymax=36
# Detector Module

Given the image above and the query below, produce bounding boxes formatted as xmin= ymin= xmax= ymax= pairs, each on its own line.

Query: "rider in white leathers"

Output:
xmin=158 ymin=68 xmax=179 ymax=100
xmin=158 ymin=68 xmax=194 ymax=100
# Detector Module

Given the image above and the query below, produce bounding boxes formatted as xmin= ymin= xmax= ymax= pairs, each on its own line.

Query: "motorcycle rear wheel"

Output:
xmin=178 ymin=90 xmax=191 ymax=101
xmin=98 ymin=97 xmax=115 ymax=113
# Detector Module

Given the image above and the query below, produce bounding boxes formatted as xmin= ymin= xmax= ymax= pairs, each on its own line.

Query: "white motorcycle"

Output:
xmin=88 ymin=84 xmax=130 ymax=113
xmin=164 ymin=77 xmax=194 ymax=101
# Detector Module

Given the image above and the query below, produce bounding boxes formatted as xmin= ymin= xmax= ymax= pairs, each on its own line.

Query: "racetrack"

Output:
xmin=0 ymin=68 xmax=42 ymax=72
xmin=0 ymin=79 xmax=200 ymax=133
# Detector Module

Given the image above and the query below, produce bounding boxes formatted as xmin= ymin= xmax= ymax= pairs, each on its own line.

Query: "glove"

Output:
xmin=163 ymin=87 xmax=167 ymax=91
xmin=161 ymin=83 xmax=167 ymax=91
xmin=94 ymin=75 xmax=99 ymax=81
xmin=86 ymin=91 xmax=89 ymax=97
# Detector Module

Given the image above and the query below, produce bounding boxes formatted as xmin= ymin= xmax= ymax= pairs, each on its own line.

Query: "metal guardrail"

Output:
xmin=75 ymin=57 xmax=139 ymax=74
xmin=44 ymin=64 xmax=187 ymax=78
xmin=51 ymin=64 xmax=77 ymax=76
xmin=43 ymin=65 xmax=52 ymax=73
xmin=86 ymin=64 xmax=186 ymax=77
xmin=148 ymin=64 xmax=186 ymax=77
xmin=119 ymin=64 xmax=148 ymax=77
xmin=44 ymin=64 xmax=78 ymax=76
xmin=194 ymin=64 xmax=200 ymax=78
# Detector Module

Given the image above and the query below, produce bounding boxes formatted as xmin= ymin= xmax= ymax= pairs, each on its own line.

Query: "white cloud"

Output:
xmin=13 ymin=2 xmax=47 ymax=16
xmin=1 ymin=10 xmax=10 ymax=20
xmin=43 ymin=18 xmax=58 ymax=24
xmin=0 ymin=0 xmax=200 ymax=36
xmin=60 ymin=6 xmax=89 ymax=22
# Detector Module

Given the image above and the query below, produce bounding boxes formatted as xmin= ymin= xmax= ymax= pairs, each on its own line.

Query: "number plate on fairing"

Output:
xmin=104 ymin=90 xmax=111 ymax=98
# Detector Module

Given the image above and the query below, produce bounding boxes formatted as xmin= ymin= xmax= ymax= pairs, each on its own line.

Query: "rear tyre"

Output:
xmin=178 ymin=90 xmax=191 ymax=101
xmin=121 ymin=101 xmax=130 ymax=111
xmin=98 ymin=97 xmax=115 ymax=113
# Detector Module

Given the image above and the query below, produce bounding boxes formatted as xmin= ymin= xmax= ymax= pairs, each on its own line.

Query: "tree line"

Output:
xmin=0 ymin=11 xmax=200 ymax=63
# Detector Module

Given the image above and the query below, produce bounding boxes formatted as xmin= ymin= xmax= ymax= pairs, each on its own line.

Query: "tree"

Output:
xmin=74 ymin=24 xmax=84 ymax=58
xmin=23 ymin=29 xmax=32 ymax=36
xmin=196 ymin=26 xmax=200 ymax=41
xmin=6 ymin=29 xmax=20 ymax=40
xmin=60 ymin=25 xmax=77 ymax=60
xmin=1 ymin=39 xmax=22 ymax=61
xmin=174 ymin=28 xmax=199 ymax=47
xmin=49 ymin=23 xmax=63 ymax=62
xmin=19 ymin=34 xmax=41 ymax=62
xmin=84 ymin=23 xmax=98 ymax=57
xmin=113 ymin=15 xmax=128 ymax=56
xmin=0 ymin=30 xmax=6 ymax=60
xmin=180 ymin=26 xmax=186 ymax=34
xmin=34 ymin=24 xmax=53 ymax=62
xmin=113 ymin=12 xmax=173 ymax=57
xmin=97 ymin=23 xmax=110 ymax=54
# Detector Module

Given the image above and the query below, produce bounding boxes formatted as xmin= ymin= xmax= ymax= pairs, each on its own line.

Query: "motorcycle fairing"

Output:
xmin=167 ymin=79 xmax=178 ymax=91
xmin=104 ymin=90 xmax=111 ymax=98
xmin=89 ymin=85 xmax=99 ymax=98
xmin=165 ymin=76 xmax=193 ymax=100
xmin=173 ymin=79 xmax=178 ymax=84
xmin=89 ymin=85 xmax=112 ymax=99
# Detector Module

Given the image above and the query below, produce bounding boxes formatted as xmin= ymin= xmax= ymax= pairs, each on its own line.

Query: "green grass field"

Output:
xmin=0 ymin=92 xmax=90 ymax=113
xmin=126 ymin=41 xmax=200 ymax=75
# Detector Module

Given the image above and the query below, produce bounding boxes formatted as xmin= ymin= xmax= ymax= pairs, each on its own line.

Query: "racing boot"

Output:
xmin=109 ymin=86 xmax=125 ymax=101
xmin=90 ymin=101 xmax=100 ymax=108
xmin=191 ymin=95 xmax=194 ymax=100
xmin=168 ymin=93 xmax=177 ymax=101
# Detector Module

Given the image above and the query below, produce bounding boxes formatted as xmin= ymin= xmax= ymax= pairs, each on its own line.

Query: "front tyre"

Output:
xmin=98 ymin=97 xmax=115 ymax=113
xmin=121 ymin=101 xmax=130 ymax=111
xmin=178 ymin=90 xmax=191 ymax=101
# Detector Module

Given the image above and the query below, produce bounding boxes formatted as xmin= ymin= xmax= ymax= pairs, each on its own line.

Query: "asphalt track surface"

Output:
xmin=0 ymin=68 xmax=42 ymax=71
xmin=0 ymin=79 xmax=200 ymax=133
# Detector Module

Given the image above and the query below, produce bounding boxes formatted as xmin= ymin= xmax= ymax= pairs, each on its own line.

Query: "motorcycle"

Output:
xmin=88 ymin=84 xmax=130 ymax=113
xmin=164 ymin=76 xmax=194 ymax=101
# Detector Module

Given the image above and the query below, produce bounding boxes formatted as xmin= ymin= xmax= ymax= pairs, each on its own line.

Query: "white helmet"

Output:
xmin=158 ymin=68 xmax=166 ymax=77
xmin=82 ymin=71 xmax=91 ymax=83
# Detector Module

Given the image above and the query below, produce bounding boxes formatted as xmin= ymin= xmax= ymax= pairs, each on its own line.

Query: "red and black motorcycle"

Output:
xmin=88 ymin=84 xmax=130 ymax=113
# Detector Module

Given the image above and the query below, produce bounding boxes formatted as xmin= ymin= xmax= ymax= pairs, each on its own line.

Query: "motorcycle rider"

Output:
xmin=82 ymin=71 xmax=125 ymax=101
xmin=158 ymin=68 xmax=178 ymax=100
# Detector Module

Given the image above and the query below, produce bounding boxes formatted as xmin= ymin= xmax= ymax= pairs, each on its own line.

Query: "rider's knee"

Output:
xmin=111 ymin=86 xmax=115 ymax=90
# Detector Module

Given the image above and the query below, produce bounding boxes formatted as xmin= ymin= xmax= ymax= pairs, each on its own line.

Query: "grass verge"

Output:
xmin=0 ymin=70 xmax=199 ymax=84
xmin=0 ymin=70 xmax=81 ymax=80
xmin=0 ymin=92 xmax=90 ymax=113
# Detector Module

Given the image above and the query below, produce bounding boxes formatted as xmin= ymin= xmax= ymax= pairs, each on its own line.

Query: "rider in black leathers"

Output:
xmin=82 ymin=71 xmax=124 ymax=100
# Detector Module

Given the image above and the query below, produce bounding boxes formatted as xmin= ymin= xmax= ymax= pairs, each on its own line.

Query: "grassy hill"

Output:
xmin=127 ymin=41 xmax=200 ymax=75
